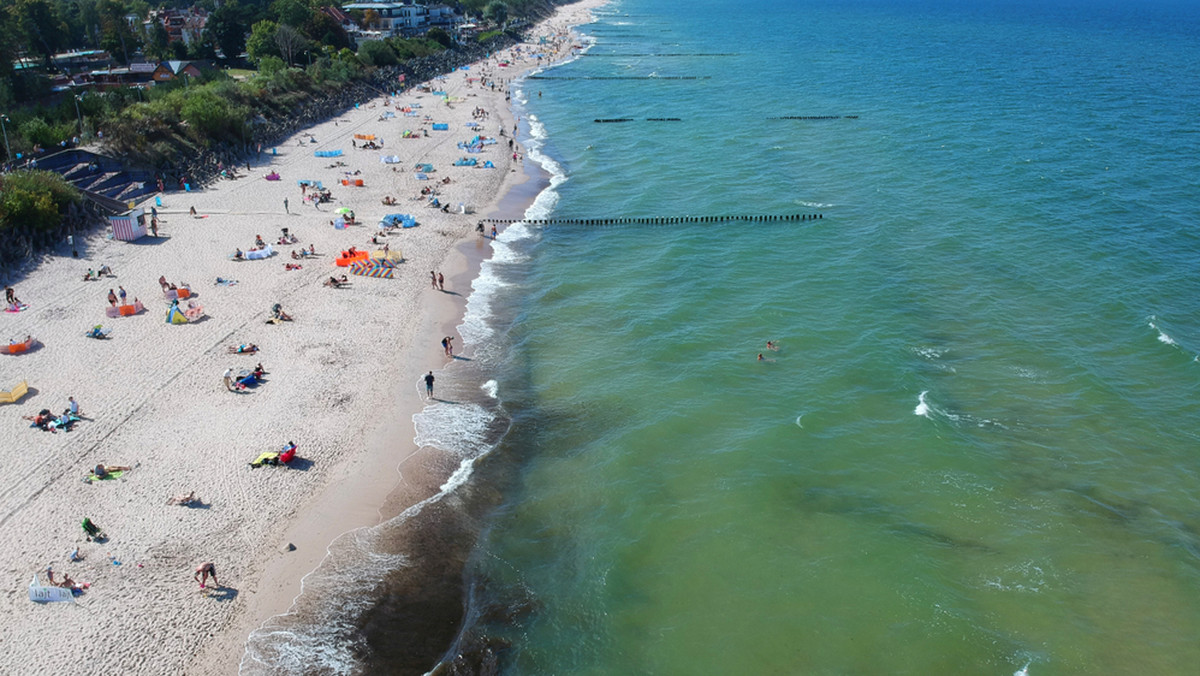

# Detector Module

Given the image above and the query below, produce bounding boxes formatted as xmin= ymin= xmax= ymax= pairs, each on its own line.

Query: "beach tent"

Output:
xmin=29 ymin=577 xmax=74 ymax=603
xmin=245 ymin=245 xmax=274 ymax=260
xmin=314 ymin=150 xmax=343 ymax=158
xmin=166 ymin=304 xmax=188 ymax=324
xmin=380 ymin=213 xmax=416 ymax=229
xmin=110 ymin=208 xmax=147 ymax=242
xmin=380 ymin=155 xmax=402 ymax=164
xmin=414 ymin=163 xmax=434 ymax=172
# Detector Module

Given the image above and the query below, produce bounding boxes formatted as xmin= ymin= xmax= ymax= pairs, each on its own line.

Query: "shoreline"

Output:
xmin=0 ymin=3 xmax=602 ymax=674
xmin=194 ymin=5 xmax=593 ymax=675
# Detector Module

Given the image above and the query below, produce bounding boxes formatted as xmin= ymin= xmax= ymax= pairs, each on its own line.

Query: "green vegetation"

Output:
xmin=0 ymin=0 xmax=571 ymax=164
xmin=0 ymin=169 xmax=81 ymax=236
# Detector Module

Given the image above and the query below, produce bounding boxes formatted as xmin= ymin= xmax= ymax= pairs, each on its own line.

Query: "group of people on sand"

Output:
xmin=290 ymin=245 xmax=317 ymax=259
xmin=23 ymin=396 xmax=82 ymax=432
xmin=324 ymin=275 xmax=350 ymax=288
xmin=81 ymin=265 xmax=113 ymax=282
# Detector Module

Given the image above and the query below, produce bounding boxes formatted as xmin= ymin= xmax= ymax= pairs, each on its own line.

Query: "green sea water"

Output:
xmin=449 ymin=0 xmax=1200 ymax=673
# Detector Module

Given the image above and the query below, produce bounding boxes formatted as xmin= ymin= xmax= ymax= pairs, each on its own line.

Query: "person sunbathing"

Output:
xmin=24 ymin=411 xmax=58 ymax=432
xmin=253 ymin=363 xmax=266 ymax=379
xmin=46 ymin=569 xmax=77 ymax=589
xmin=382 ymin=196 xmax=397 ymax=206
xmin=228 ymin=343 xmax=258 ymax=354
xmin=234 ymin=248 xmax=244 ymax=260
xmin=167 ymin=491 xmax=199 ymax=506
xmin=285 ymin=263 xmax=302 ymax=271
xmin=291 ymin=250 xmax=301 ymax=260
xmin=159 ymin=275 xmax=169 ymax=290
xmin=93 ymin=464 xmax=132 ymax=479
xmin=98 ymin=265 xmax=112 ymax=277
xmin=83 ymin=269 xmax=96 ymax=281
xmin=271 ymin=304 xmax=293 ymax=321
xmin=324 ymin=275 xmax=350 ymax=288
xmin=309 ymin=244 xmax=316 ymax=256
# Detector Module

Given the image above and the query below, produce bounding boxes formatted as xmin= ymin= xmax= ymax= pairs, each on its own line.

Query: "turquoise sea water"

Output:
xmin=451 ymin=0 xmax=1200 ymax=673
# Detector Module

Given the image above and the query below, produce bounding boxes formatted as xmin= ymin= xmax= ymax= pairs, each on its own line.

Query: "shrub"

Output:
xmin=358 ymin=40 xmax=398 ymax=67
xmin=0 ymin=170 xmax=81 ymax=236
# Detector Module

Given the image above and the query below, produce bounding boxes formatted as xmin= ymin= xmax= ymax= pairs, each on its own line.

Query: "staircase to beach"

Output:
xmin=33 ymin=149 xmax=157 ymax=213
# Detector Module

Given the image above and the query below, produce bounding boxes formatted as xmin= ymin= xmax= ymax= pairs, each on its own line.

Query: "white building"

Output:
xmin=343 ymin=2 xmax=430 ymax=37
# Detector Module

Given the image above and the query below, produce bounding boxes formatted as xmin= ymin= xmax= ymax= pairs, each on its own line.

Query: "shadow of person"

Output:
xmin=205 ymin=586 xmax=239 ymax=602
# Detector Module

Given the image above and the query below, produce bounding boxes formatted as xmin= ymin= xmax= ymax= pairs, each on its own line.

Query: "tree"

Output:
xmin=357 ymin=40 xmax=396 ymax=67
xmin=206 ymin=1 xmax=248 ymax=61
xmin=426 ymin=27 xmax=453 ymax=49
xmin=146 ymin=20 xmax=171 ymax=61
xmin=274 ymin=23 xmax=307 ymax=66
xmin=271 ymin=0 xmax=311 ymax=27
xmin=361 ymin=9 xmax=379 ymax=29
xmin=96 ymin=0 xmax=142 ymax=65
xmin=10 ymin=0 xmax=70 ymax=69
xmin=303 ymin=11 xmax=350 ymax=51
xmin=483 ymin=1 xmax=508 ymax=26
xmin=246 ymin=20 xmax=281 ymax=64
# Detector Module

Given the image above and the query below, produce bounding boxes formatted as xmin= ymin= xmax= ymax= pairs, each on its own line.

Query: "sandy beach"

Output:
xmin=0 ymin=2 xmax=601 ymax=673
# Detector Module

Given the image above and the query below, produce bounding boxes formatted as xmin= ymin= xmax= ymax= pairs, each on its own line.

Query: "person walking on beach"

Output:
xmin=424 ymin=371 xmax=435 ymax=398
xmin=194 ymin=562 xmax=218 ymax=589
xmin=430 ymin=271 xmax=438 ymax=289
xmin=118 ymin=286 xmax=126 ymax=304
xmin=437 ymin=273 xmax=445 ymax=291
xmin=284 ymin=198 xmax=289 ymax=214
xmin=441 ymin=336 xmax=451 ymax=356
xmin=107 ymin=289 xmax=118 ymax=306
xmin=491 ymin=225 xmax=498 ymax=239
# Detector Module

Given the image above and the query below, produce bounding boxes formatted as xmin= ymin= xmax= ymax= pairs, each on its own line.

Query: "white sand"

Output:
xmin=0 ymin=2 xmax=602 ymax=673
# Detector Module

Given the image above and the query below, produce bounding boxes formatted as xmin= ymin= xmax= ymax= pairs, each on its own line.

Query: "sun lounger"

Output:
xmin=4 ymin=337 xmax=38 ymax=354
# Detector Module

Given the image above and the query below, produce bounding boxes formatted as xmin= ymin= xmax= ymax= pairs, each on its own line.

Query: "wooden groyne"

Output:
xmin=478 ymin=214 xmax=824 ymax=227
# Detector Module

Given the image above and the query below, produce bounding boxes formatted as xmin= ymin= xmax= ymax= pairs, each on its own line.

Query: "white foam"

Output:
xmin=797 ymin=200 xmax=834 ymax=208
xmin=413 ymin=402 xmax=495 ymax=457
xmin=914 ymin=391 xmax=931 ymax=418
xmin=481 ymin=379 xmax=499 ymax=399
xmin=794 ymin=414 xmax=804 ymax=429
xmin=439 ymin=455 xmax=477 ymax=493
xmin=1148 ymin=317 xmax=1176 ymax=345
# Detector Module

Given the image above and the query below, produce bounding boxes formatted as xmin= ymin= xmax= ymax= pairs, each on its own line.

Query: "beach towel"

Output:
xmin=5 ymin=302 xmax=29 ymax=313
xmin=214 ymin=278 xmax=238 ymax=286
xmin=85 ymin=470 xmax=124 ymax=482
xmin=249 ymin=452 xmax=281 ymax=468
xmin=415 ymin=173 xmax=429 ymax=180
xmin=432 ymin=123 xmax=449 ymax=131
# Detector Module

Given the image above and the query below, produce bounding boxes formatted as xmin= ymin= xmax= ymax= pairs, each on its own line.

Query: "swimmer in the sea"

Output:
xmin=766 ymin=341 xmax=779 ymax=351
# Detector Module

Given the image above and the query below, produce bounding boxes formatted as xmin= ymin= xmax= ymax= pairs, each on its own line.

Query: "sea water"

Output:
xmin=449 ymin=0 xmax=1200 ymax=674
xmin=243 ymin=0 xmax=1200 ymax=673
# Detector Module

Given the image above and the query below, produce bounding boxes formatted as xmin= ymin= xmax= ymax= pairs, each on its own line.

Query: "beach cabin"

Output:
xmin=110 ymin=208 xmax=148 ymax=242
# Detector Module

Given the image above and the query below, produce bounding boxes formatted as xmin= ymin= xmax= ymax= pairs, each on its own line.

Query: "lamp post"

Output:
xmin=73 ymin=94 xmax=84 ymax=138
xmin=1 ymin=114 xmax=10 ymax=163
